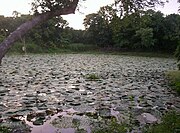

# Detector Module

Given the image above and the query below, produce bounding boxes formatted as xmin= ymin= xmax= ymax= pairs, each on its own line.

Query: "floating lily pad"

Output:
xmin=0 ymin=54 xmax=178 ymax=133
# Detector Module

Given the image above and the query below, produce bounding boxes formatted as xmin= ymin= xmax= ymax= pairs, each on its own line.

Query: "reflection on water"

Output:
xmin=21 ymin=108 xmax=119 ymax=133
xmin=30 ymin=124 xmax=58 ymax=133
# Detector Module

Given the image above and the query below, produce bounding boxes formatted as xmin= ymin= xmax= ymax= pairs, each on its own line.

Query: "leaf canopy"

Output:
xmin=31 ymin=0 xmax=79 ymax=13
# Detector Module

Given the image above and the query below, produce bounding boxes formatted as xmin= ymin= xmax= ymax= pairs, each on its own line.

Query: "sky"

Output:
xmin=0 ymin=0 xmax=179 ymax=30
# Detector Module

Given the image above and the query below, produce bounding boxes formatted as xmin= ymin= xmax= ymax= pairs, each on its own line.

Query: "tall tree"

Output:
xmin=84 ymin=12 xmax=113 ymax=46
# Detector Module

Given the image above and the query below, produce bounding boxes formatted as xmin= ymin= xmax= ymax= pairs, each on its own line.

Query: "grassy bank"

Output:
xmin=7 ymin=42 xmax=174 ymax=58
xmin=145 ymin=111 xmax=180 ymax=133
xmin=8 ymin=42 xmax=100 ymax=54
xmin=166 ymin=70 xmax=180 ymax=95
xmin=101 ymin=51 xmax=173 ymax=58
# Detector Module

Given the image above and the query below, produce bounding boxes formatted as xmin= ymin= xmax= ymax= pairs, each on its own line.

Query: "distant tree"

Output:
xmin=110 ymin=7 xmax=180 ymax=54
xmin=69 ymin=29 xmax=85 ymax=44
xmin=84 ymin=12 xmax=112 ymax=46
xmin=114 ymin=0 xmax=165 ymax=17
xmin=12 ymin=11 xmax=21 ymax=18
xmin=110 ymin=12 xmax=140 ymax=49
xmin=163 ymin=14 xmax=180 ymax=52
xmin=28 ymin=16 xmax=69 ymax=48
xmin=135 ymin=28 xmax=154 ymax=49
xmin=83 ymin=6 xmax=117 ymax=46
xmin=175 ymin=44 xmax=180 ymax=70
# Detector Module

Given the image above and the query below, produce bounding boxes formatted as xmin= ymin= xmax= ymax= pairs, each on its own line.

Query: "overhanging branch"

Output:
xmin=0 ymin=0 xmax=79 ymax=64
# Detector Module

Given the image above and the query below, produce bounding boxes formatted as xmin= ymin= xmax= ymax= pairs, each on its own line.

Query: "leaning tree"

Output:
xmin=0 ymin=0 xmax=79 ymax=64
xmin=0 ymin=0 xmax=170 ymax=64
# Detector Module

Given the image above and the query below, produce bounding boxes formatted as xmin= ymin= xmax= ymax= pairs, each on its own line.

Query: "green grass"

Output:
xmin=119 ymin=52 xmax=173 ymax=58
xmin=8 ymin=42 xmax=44 ymax=54
xmin=62 ymin=43 xmax=99 ymax=52
xmin=166 ymin=71 xmax=180 ymax=95
xmin=146 ymin=111 xmax=180 ymax=133
xmin=7 ymin=42 xmax=174 ymax=58
xmin=7 ymin=42 xmax=101 ymax=54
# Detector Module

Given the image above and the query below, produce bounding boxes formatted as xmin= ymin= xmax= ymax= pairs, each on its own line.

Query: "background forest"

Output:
xmin=0 ymin=7 xmax=180 ymax=55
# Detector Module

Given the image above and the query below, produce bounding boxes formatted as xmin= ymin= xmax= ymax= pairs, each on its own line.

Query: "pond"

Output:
xmin=0 ymin=54 xmax=179 ymax=133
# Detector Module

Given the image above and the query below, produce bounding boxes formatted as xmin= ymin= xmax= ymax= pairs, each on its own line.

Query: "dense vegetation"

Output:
xmin=166 ymin=71 xmax=180 ymax=94
xmin=83 ymin=8 xmax=180 ymax=53
xmin=0 ymin=8 xmax=180 ymax=55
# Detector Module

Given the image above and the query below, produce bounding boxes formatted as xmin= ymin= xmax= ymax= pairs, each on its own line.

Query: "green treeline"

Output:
xmin=84 ymin=7 xmax=180 ymax=54
xmin=0 ymin=8 xmax=180 ymax=55
xmin=0 ymin=15 xmax=86 ymax=53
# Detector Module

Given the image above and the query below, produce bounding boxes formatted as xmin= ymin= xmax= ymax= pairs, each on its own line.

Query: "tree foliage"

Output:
xmin=135 ymin=28 xmax=154 ymax=48
xmin=83 ymin=6 xmax=180 ymax=53
xmin=31 ymin=0 xmax=79 ymax=13
xmin=114 ymin=0 xmax=165 ymax=17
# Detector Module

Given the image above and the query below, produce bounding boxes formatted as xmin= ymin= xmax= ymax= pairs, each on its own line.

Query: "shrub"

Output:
xmin=146 ymin=111 xmax=180 ymax=133
xmin=175 ymin=44 xmax=180 ymax=70
xmin=166 ymin=71 xmax=180 ymax=95
xmin=0 ymin=125 xmax=11 ymax=133
xmin=63 ymin=43 xmax=99 ymax=52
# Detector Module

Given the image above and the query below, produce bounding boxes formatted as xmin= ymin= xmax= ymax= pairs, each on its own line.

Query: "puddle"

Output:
xmin=5 ymin=107 xmax=120 ymax=133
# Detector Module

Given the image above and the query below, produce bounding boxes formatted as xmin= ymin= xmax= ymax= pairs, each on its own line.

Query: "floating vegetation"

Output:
xmin=0 ymin=54 xmax=178 ymax=133
xmin=86 ymin=73 xmax=100 ymax=81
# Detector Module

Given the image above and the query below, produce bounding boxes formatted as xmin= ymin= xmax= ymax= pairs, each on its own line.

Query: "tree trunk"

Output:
xmin=0 ymin=0 xmax=79 ymax=64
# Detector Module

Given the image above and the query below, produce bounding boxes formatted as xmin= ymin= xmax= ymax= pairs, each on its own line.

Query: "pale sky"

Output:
xmin=0 ymin=0 xmax=179 ymax=29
